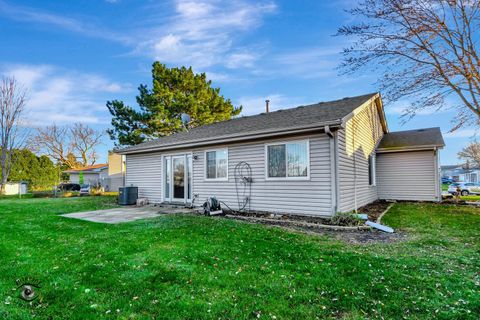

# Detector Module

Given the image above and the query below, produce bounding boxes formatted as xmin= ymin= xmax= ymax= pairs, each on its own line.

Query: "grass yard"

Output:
xmin=0 ymin=197 xmax=479 ymax=319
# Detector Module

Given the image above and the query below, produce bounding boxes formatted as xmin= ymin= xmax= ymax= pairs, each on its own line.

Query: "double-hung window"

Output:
xmin=205 ymin=149 xmax=228 ymax=180
xmin=266 ymin=140 xmax=309 ymax=179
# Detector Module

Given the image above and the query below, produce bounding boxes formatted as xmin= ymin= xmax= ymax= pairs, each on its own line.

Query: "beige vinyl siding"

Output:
xmin=192 ymin=133 xmax=333 ymax=216
xmin=337 ymin=100 xmax=384 ymax=212
xmin=376 ymin=150 xmax=439 ymax=201
xmin=125 ymin=152 xmax=162 ymax=203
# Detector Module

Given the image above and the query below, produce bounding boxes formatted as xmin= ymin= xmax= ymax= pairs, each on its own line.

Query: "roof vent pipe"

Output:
xmin=265 ymin=100 xmax=270 ymax=113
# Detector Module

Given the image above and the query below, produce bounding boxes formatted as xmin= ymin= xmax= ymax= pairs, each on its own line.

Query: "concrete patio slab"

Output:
xmin=61 ymin=205 xmax=194 ymax=224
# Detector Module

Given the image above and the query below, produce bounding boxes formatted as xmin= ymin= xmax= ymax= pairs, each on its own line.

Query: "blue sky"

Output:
xmin=0 ymin=0 xmax=475 ymax=164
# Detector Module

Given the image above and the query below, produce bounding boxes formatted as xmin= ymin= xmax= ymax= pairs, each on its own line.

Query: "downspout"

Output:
xmin=352 ymin=118 xmax=358 ymax=213
xmin=434 ymin=147 xmax=440 ymax=201
xmin=325 ymin=125 xmax=334 ymax=138
xmin=325 ymin=125 xmax=337 ymax=214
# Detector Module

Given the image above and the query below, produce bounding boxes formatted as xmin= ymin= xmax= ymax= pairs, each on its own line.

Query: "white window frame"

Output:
xmin=264 ymin=139 xmax=310 ymax=181
xmin=368 ymin=154 xmax=376 ymax=187
xmin=162 ymin=152 xmax=193 ymax=203
xmin=204 ymin=148 xmax=229 ymax=181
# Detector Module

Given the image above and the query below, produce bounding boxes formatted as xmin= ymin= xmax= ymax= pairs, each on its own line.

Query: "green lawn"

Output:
xmin=0 ymin=198 xmax=479 ymax=319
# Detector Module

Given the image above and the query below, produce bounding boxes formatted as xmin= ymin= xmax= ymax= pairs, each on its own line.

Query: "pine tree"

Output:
xmin=107 ymin=62 xmax=242 ymax=146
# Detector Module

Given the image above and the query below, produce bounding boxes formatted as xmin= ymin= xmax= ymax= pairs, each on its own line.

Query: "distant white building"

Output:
xmin=4 ymin=182 xmax=28 ymax=195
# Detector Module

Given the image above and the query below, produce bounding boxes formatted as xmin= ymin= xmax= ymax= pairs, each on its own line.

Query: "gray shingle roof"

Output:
xmin=377 ymin=127 xmax=445 ymax=151
xmin=118 ymin=93 xmax=378 ymax=154
xmin=440 ymin=164 xmax=462 ymax=170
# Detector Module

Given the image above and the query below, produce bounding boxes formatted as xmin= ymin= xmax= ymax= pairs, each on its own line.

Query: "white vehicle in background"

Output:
xmin=79 ymin=184 xmax=91 ymax=196
xmin=448 ymin=182 xmax=480 ymax=196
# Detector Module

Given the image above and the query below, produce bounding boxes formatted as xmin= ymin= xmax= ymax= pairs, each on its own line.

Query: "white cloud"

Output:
xmin=1 ymin=64 xmax=132 ymax=126
xmin=225 ymin=52 xmax=259 ymax=69
xmin=140 ymin=0 xmax=277 ymax=69
xmin=237 ymin=94 xmax=309 ymax=116
xmin=203 ymin=71 xmax=233 ymax=82
xmin=249 ymin=46 xmax=342 ymax=80
xmin=0 ymin=0 xmax=347 ymax=80
xmin=0 ymin=0 xmax=277 ymax=71
xmin=176 ymin=1 xmax=213 ymax=17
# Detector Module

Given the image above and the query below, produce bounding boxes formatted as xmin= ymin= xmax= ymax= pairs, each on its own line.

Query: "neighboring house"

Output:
xmin=460 ymin=170 xmax=480 ymax=183
xmin=108 ymin=152 xmax=126 ymax=191
xmin=441 ymin=164 xmax=463 ymax=181
xmin=64 ymin=153 xmax=126 ymax=191
xmin=117 ymin=93 xmax=445 ymax=216
xmin=441 ymin=164 xmax=480 ymax=182
xmin=65 ymin=164 xmax=109 ymax=186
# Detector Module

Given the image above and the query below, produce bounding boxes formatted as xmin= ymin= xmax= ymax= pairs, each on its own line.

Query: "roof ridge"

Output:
xmin=118 ymin=92 xmax=379 ymax=154
xmin=165 ymin=92 xmax=379 ymax=133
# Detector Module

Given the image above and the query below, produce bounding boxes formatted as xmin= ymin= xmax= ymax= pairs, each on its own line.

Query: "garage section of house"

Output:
xmin=375 ymin=128 xmax=445 ymax=201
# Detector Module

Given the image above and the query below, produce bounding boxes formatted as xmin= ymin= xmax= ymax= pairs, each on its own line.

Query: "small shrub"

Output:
xmin=63 ymin=191 xmax=79 ymax=198
xmin=102 ymin=191 xmax=119 ymax=196
xmin=33 ymin=191 xmax=54 ymax=198
xmin=91 ymin=187 xmax=104 ymax=196
xmin=330 ymin=212 xmax=363 ymax=227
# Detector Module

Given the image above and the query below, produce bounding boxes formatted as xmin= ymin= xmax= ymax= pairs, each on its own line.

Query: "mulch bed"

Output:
xmin=225 ymin=217 xmax=407 ymax=244
xmin=289 ymin=227 xmax=407 ymax=245
xmin=226 ymin=211 xmax=355 ymax=226
xmin=225 ymin=200 xmax=393 ymax=225
xmin=220 ymin=200 xmax=404 ymax=244
xmin=357 ymin=200 xmax=393 ymax=221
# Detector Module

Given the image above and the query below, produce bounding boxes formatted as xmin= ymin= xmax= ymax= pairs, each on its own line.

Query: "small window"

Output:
xmin=266 ymin=140 xmax=309 ymax=179
xmin=471 ymin=173 xmax=477 ymax=183
xmin=205 ymin=149 xmax=228 ymax=180
xmin=368 ymin=154 xmax=376 ymax=186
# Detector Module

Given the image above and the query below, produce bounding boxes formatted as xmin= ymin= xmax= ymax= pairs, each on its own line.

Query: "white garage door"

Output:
xmin=376 ymin=150 xmax=439 ymax=201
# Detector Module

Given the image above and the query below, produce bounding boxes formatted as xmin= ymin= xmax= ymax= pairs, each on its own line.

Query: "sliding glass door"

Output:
xmin=164 ymin=154 xmax=192 ymax=203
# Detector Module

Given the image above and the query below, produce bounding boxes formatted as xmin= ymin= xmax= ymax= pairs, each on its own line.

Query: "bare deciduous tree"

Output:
xmin=71 ymin=123 xmax=104 ymax=166
xmin=0 ymin=77 xmax=27 ymax=193
xmin=458 ymin=141 xmax=480 ymax=167
xmin=338 ymin=0 xmax=480 ymax=130
xmin=30 ymin=123 xmax=104 ymax=169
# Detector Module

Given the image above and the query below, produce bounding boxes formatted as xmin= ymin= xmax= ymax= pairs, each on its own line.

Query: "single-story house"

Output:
xmin=441 ymin=164 xmax=480 ymax=182
xmin=65 ymin=164 xmax=109 ymax=186
xmin=441 ymin=164 xmax=463 ymax=181
xmin=64 ymin=153 xmax=126 ymax=191
xmin=117 ymin=93 xmax=445 ymax=216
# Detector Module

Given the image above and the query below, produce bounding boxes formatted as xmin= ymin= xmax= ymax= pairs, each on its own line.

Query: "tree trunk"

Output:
xmin=0 ymin=177 xmax=6 ymax=195
xmin=0 ymin=168 xmax=7 ymax=195
xmin=0 ymin=149 xmax=7 ymax=195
